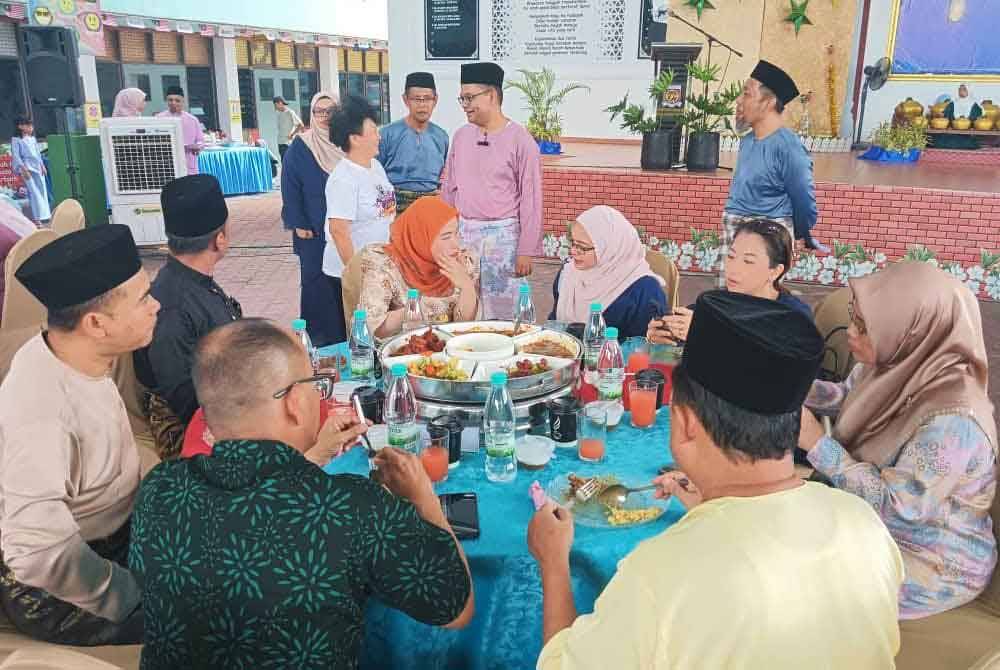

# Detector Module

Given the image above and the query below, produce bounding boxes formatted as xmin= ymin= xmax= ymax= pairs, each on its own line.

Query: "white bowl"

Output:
xmin=445 ymin=332 xmax=516 ymax=362
xmin=516 ymin=435 xmax=555 ymax=469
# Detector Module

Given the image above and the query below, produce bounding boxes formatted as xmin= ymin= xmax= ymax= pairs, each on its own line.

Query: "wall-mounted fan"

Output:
xmin=852 ymin=57 xmax=891 ymax=149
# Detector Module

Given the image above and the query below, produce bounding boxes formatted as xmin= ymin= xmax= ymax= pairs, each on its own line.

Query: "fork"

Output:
xmin=564 ymin=478 xmax=601 ymax=509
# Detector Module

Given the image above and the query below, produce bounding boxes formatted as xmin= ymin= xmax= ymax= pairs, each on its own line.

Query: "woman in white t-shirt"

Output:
xmin=324 ymin=96 xmax=397 ymax=339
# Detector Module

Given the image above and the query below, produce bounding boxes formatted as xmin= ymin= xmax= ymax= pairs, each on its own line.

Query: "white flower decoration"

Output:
xmin=680 ymin=242 xmax=695 ymax=256
xmin=542 ymin=235 xmax=559 ymax=257
xmin=968 ymin=265 xmax=986 ymax=282
xmin=821 ymin=255 xmax=839 ymax=270
xmin=677 ymin=254 xmax=693 ymax=270
xmin=818 ymin=269 xmax=835 ymax=285
xmin=661 ymin=241 xmax=681 ymax=261
xmin=647 ymin=235 xmax=660 ymax=249
xmin=986 ymin=274 xmax=1000 ymax=300
xmin=944 ymin=264 xmax=967 ymax=281
xmin=966 ymin=280 xmax=981 ymax=295
xmin=874 ymin=252 xmax=887 ymax=265
xmin=927 ymin=259 xmax=939 ymax=268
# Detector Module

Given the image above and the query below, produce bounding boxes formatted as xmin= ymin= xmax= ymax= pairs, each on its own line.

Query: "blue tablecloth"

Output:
xmin=197 ymin=146 xmax=272 ymax=196
xmin=317 ymin=344 xmax=685 ymax=670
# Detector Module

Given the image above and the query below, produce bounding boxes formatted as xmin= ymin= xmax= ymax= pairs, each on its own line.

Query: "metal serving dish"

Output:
xmin=379 ymin=321 xmax=581 ymax=404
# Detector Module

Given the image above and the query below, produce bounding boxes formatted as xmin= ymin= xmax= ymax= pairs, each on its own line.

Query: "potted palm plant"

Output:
xmin=605 ymin=68 xmax=677 ymax=170
xmin=678 ymin=61 xmax=742 ymax=171
xmin=504 ymin=68 xmax=590 ymax=155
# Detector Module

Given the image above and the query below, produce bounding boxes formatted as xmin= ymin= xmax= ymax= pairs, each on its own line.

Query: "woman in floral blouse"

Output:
xmin=800 ymin=261 xmax=997 ymax=619
xmin=357 ymin=195 xmax=479 ymax=339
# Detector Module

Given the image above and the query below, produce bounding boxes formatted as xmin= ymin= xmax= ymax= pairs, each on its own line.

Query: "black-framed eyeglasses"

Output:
xmin=457 ymin=89 xmax=491 ymax=107
xmin=569 ymin=240 xmax=595 ymax=254
xmin=847 ymin=298 xmax=867 ymax=335
xmin=407 ymin=95 xmax=437 ymax=104
xmin=272 ymin=373 xmax=337 ymax=401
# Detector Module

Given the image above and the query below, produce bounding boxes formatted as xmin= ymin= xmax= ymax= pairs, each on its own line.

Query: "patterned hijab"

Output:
xmin=556 ymin=206 xmax=659 ymax=323
xmin=834 ymin=261 xmax=997 ymax=465
xmin=112 ymin=88 xmax=146 ymax=117
xmin=384 ymin=196 xmax=459 ymax=298
xmin=300 ymin=91 xmax=344 ymax=174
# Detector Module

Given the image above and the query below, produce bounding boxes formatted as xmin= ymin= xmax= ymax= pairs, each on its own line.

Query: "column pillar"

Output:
xmin=318 ymin=46 xmax=340 ymax=99
xmin=78 ymin=53 xmax=100 ymax=135
xmin=212 ymin=37 xmax=243 ymax=141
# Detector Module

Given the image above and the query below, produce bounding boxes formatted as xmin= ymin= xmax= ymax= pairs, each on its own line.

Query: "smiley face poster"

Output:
xmin=28 ymin=0 xmax=104 ymax=57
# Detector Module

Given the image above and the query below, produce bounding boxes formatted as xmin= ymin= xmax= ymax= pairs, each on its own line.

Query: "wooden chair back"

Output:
xmin=50 ymin=199 xmax=86 ymax=237
xmin=645 ymin=249 xmax=680 ymax=311
xmin=1 ymin=229 xmax=58 ymax=332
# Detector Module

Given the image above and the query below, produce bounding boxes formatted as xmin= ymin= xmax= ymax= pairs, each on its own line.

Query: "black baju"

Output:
xmin=134 ymin=257 xmax=241 ymax=457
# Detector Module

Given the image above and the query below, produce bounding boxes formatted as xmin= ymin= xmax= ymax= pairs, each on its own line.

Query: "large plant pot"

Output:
xmin=686 ymin=131 xmax=720 ymax=171
xmin=640 ymin=129 xmax=676 ymax=170
xmin=536 ymin=139 xmax=562 ymax=155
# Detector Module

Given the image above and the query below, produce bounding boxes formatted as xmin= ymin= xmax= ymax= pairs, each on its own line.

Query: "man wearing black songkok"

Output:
xmin=721 ymin=60 xmax=820 ymax=288
xmin=528 ymin=292 xmax=904 ymax=668
xmin=134 ymin=174 xmax=242 ymax=459
xmin=378 ymin=71 xmax=449 ymax=214
xmin=0 ymin=225 xmax=158 ymax=645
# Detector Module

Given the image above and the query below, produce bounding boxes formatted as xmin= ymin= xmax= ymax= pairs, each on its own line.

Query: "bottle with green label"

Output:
xmin=597 ymin=326 xmax=624 ymax=401
xmin=350 ymin=309 xmax=374 ymax=382
xmin=483 ymin=371 xmax=517 ymax=483
xmin=384 ymin=364 xmax=418 ymax=453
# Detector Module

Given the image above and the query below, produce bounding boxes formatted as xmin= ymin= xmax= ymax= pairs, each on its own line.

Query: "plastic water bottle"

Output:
xmin=583 ymin=303 xmax=606 ymax=371
xmin=514 ymin=284 xmax=536 ymax=327
xmin=403 ymin=288 xmax=426 ymax=332
xmin=384 ymin=364 xmax=419 ymax=454
xmin=349 ymin=309 xmax=374 ymax=383
xmin=597 ymin=326 xmax=625 ymax=402
xmin=483 ymin=371 xmax=517 ymax=483
xmin=292 ymin=318 xmax=319 ymax=371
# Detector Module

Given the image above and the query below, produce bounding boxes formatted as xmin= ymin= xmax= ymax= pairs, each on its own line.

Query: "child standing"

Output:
xmin=11 ymin=117 xmax=51 ymax=225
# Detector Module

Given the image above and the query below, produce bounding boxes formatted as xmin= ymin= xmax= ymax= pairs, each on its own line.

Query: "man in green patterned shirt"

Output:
xmin=129 ymin=319 xmax=473 ymax=669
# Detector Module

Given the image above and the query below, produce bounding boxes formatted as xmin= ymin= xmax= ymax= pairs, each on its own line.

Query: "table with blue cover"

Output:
xmin=197 ymin=146 xmax=272 ymax=196
xmin=317 ymin=344 xmax=685 ymax=670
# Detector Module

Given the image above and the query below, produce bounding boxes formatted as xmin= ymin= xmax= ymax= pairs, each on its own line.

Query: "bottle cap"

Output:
xmin=354 ymin=309 xmax=367 ymax=320
xmin=605 ymin=326 xmax=619 ymax=339
xmin=407 ymin=288 xmax=419 ymax=299
xmin=490 ymin=371 xmax=508 ymax=385
xmin=291 ymin=318 xmax=306 ymax=331
xmin=391 ymin=363 xmax=408 ymax=377
xmin=590 ymin=303 xmax=602 ymax=312
xmin=519 ymin=284 xmax=530 ymax=294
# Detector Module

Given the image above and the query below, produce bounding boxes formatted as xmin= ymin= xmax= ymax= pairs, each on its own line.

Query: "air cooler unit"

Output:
xmin=100 ymin=117 xmax=187 ymax=246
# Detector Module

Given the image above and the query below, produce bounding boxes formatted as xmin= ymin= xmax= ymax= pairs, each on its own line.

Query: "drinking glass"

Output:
xmin=578 ymin=404 xmax=607 ymax=463
xmin=623 ymin=337 xmax=650 ymax=374
xmin=420 ymin=434 xmax=450 ymax=483
xmin=629 ymin=380 xmax=658 ymax=429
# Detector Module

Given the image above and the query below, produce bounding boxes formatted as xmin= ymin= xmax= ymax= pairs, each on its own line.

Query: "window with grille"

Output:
xmin=111 ymin=133 xmax=178 ymax=194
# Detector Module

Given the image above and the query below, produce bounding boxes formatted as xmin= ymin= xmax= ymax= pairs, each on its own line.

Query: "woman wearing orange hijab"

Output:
xmin=357 ymin=195 xmax=480 ymax=338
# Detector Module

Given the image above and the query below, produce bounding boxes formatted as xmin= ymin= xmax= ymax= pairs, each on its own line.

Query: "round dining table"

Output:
xmin=318 ymin=345 xmax=686 ymax=670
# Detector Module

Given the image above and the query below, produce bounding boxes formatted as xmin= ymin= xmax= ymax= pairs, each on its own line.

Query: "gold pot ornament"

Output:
xmin=952 ymin=116 xmax=972 ymax=130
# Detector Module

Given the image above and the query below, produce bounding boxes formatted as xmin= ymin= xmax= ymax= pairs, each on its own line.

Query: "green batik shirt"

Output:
xmin=129 ymin=439 xmax=469 ymax=669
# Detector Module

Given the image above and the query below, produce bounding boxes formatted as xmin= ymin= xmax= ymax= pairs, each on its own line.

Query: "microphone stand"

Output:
xmin=664 ymin=9 xmax=743 ymax=171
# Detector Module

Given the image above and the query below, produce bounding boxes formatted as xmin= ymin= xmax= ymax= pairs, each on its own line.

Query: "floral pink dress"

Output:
xmin=807 ymin=365 xmax=998 ymax=619
xmin=357 ymin=245 xmax=480 ymax=337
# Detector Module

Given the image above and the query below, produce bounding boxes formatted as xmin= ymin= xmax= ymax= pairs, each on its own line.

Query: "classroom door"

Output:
xmin=254 ymin=71 xmax=299 ymax=160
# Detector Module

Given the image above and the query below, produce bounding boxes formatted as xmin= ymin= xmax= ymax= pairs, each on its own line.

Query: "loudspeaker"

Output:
xmin=20 ymin=27 xmax=83 ymax=108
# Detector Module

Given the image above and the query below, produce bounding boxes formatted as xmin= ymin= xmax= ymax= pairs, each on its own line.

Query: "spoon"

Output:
xmin=596 ymin=483 xmax=660 ymax=508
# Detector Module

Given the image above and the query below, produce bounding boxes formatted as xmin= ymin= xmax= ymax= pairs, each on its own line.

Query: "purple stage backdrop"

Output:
xmin=892 ymin=0 xmax=999 ymax=76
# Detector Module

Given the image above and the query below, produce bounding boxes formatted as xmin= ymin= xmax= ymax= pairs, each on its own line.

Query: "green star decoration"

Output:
xmin=683 ymin=0 xmax=716 ymax=20
xmin=786 ymin=0 xmax=813 ymax=35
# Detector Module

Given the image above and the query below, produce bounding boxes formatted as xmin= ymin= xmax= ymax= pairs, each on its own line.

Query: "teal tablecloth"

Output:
xmin=318 ymin=344 xmax=685 ymax=670
xmin=197 ymin=146 xmax=272 ymax=196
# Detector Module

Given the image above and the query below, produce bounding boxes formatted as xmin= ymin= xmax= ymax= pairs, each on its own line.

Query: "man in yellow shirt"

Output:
xmin=528 ymin=291 xmax=904 ymax=669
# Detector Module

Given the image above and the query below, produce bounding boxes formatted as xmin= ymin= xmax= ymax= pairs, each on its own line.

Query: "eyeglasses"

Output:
xmin=847 ymin=298 xmax=867 ymax=335
xmin=312 ymin=108 xmax=333 ymax=118
xmin=457 ymin=89 xmax=491 ymax=107
xmin=272 ymin=373 xmax=337 ymax=401
xmin=569 ymin=240 xmax=595 ymax=254
xmin=407 ymin=96 xmax=437 ymax=104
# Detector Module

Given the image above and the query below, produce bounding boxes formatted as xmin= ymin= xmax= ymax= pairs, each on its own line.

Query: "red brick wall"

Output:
xmin=542 ymin=167 xmax=1000 ymax=265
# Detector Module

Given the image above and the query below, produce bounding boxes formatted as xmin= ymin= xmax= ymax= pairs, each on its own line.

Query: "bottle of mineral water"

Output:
xmin=384 ymin=364 xmax=419 ymax=454
xmin=349 ymin=309 xmax=374 ymax=383
xmin=483 ymin=371 xmax=517 ymax=483
xmin=402 ymin=288 xmax=426 ymax=332
xmin=514 ymin=283 xmax=536 ymax=328
xmin=583 ymin=303 xmax=606 ymax=371
xmin=292 ymin=318 xmax=319 ymax=371
xmin=597 ymin=326 xmax=625 ymax=402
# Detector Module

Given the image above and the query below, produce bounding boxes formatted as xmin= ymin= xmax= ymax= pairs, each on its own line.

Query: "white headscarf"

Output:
xmin=954 ymin=85 xmax=976 ymax=118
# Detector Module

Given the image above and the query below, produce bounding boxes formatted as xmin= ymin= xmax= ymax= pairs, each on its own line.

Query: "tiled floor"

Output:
xmin=140 ymin=191 xmax=1000 ymax=408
